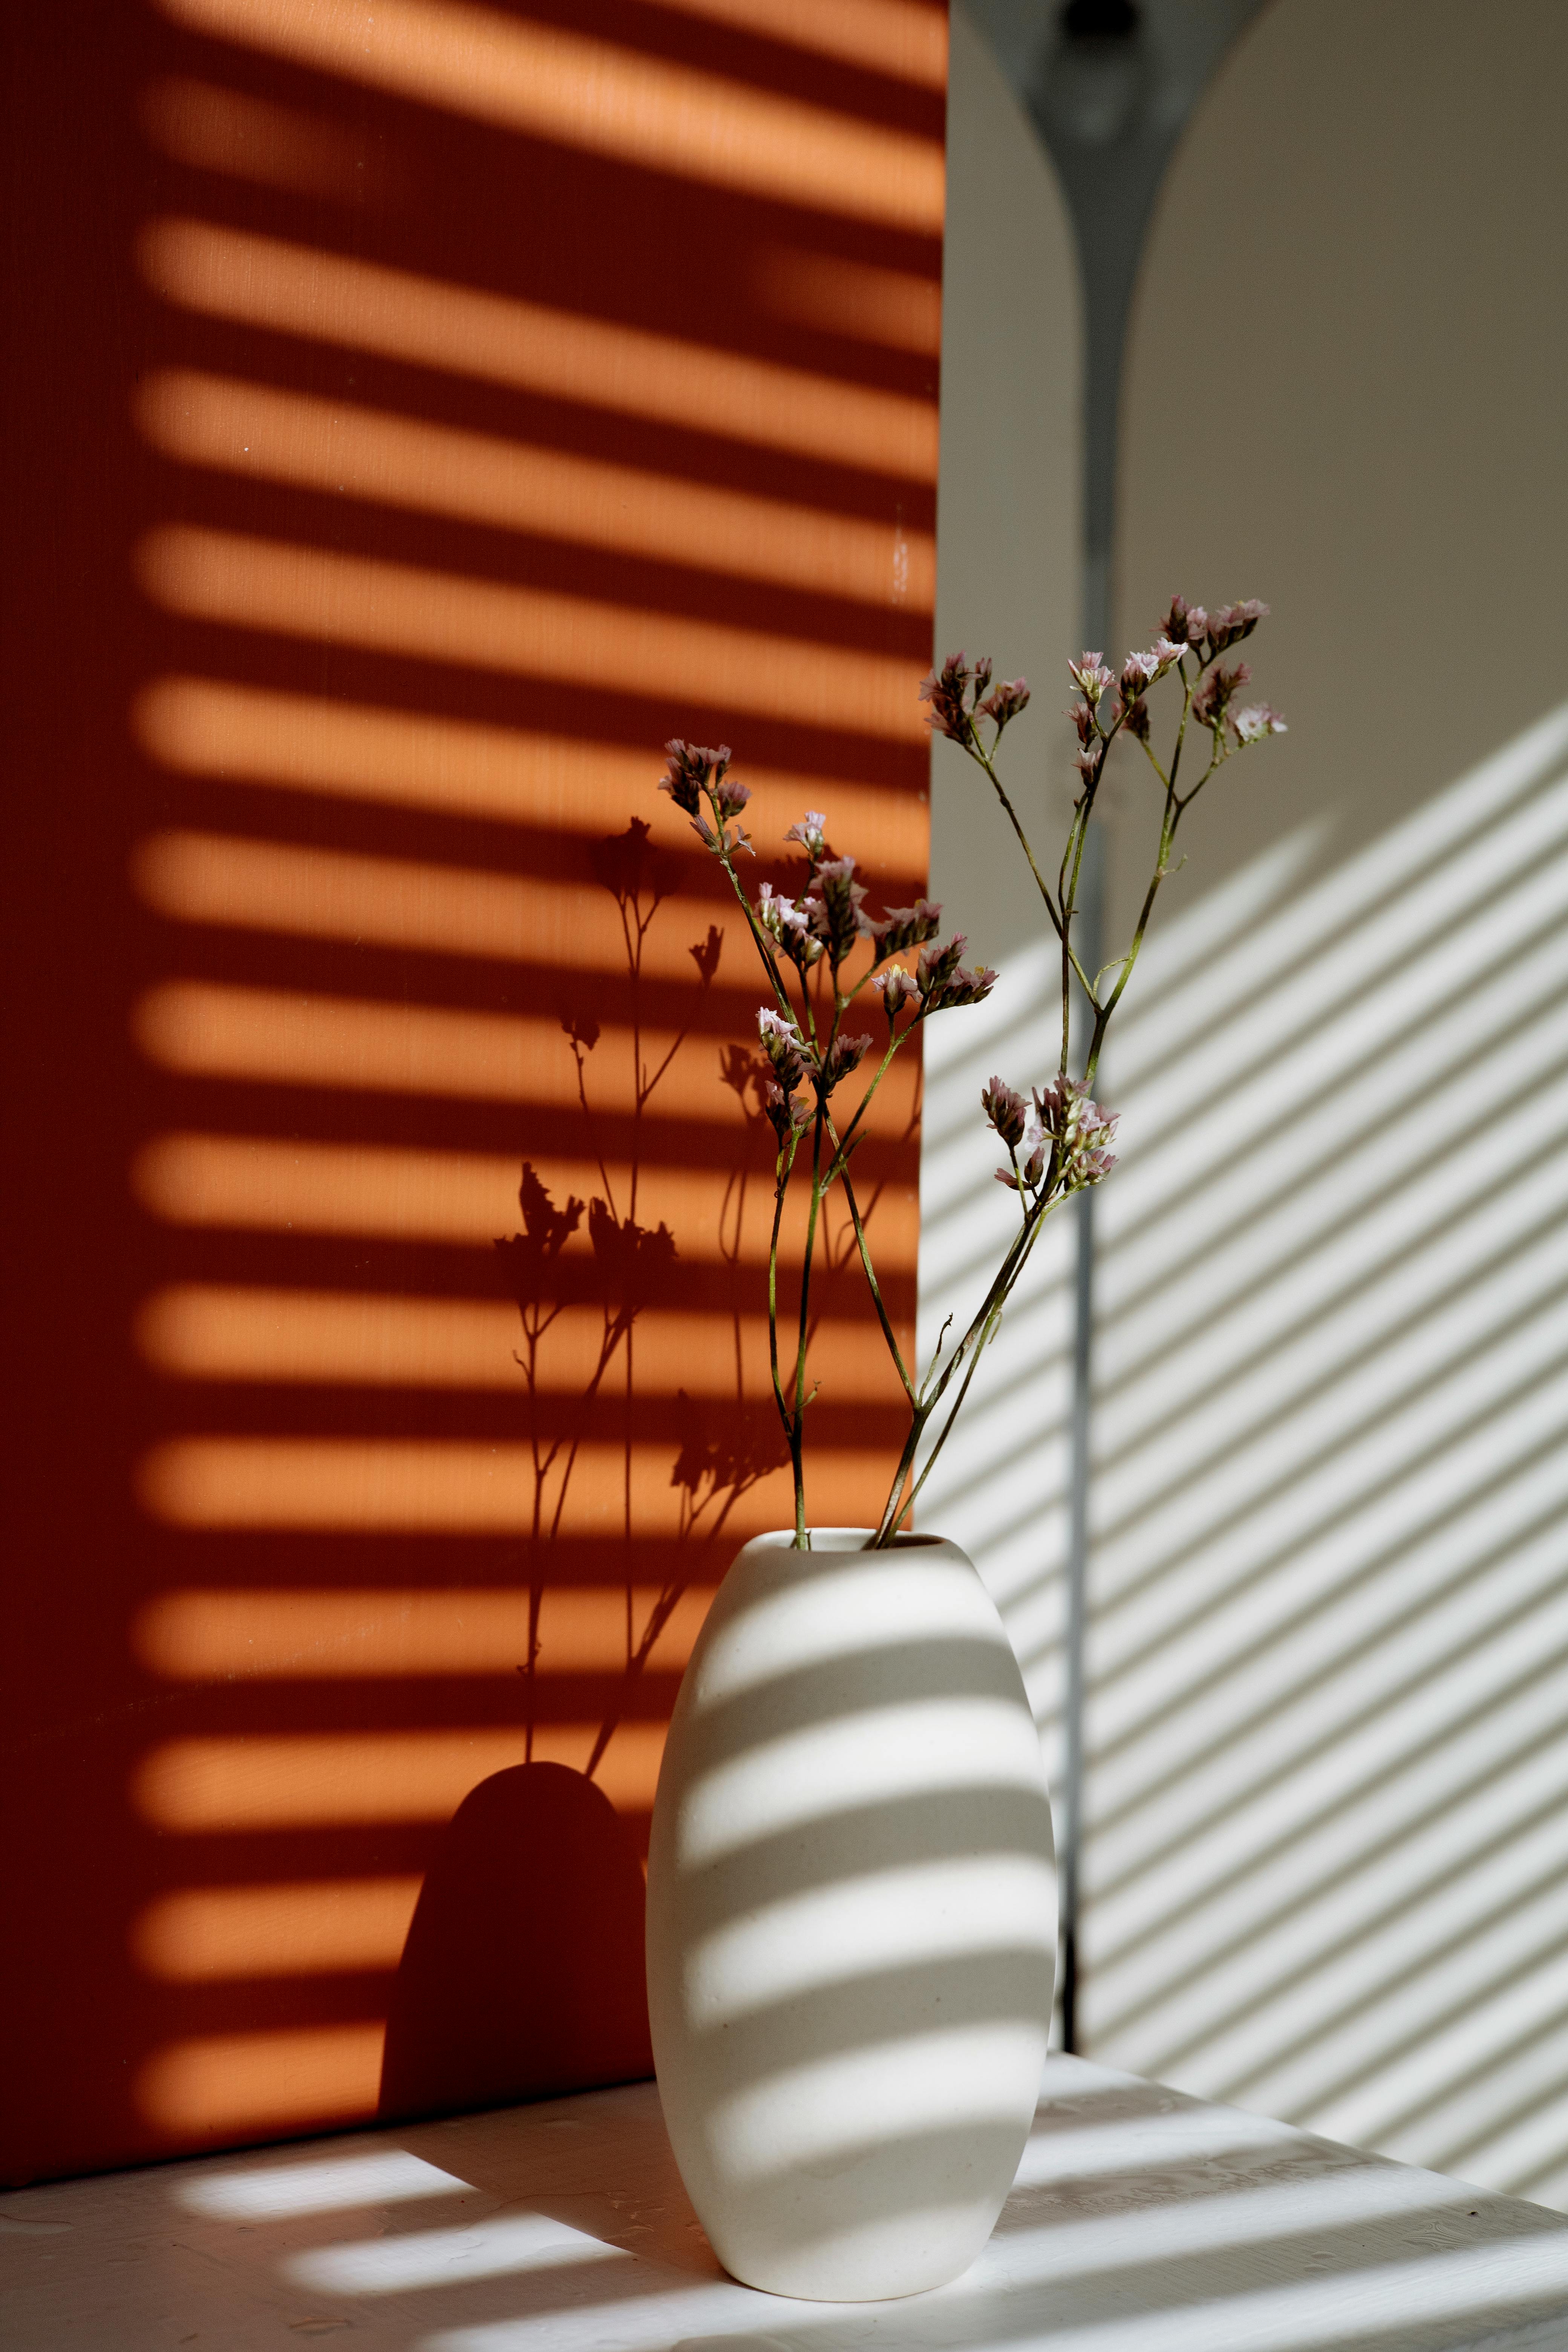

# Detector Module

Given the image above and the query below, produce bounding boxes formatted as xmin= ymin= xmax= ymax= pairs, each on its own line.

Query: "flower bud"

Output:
xmin=783 ymin=809 xmax=830 ymax=862
xmin=803 ymin=855 xmax=870 ymax=965
xmin=917 ymin=933 xmax=966 ymax=996
xmin=764 ymin=1079 xmax=811 ymax=1142
xmin=981 ymin=1076 xmax=1027 ymax=1147
xmin=980 ymin=677 xmax=1030 ymax=729
xmin=758 ymin=881 xmax=823 ymax=968
xmin=1208 ymin=598 xmax=1268 ymax=650
xmin=918 ymin=652 xmax=975 ymax=743
xmin=938 ymin=963 xmax=998 ymax=1008
xmin=659 ymin=738 xmax=730 ymax=817
xmin=874 ymin=966 xmax=918 ymax=1018
xmin=1192 ymin=660 xmax=1250 ymax=730
xmin=821 ymin=1032 xmax=872 ymax=1092
xmin=757 ymin=1004 xmax=809 ymax=1093
xmin=870 ymin=897 xmax=943 ymax=959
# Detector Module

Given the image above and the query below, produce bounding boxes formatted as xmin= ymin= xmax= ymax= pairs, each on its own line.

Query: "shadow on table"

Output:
xmin=379 ymin=2063 xmax=1568 ymax=2351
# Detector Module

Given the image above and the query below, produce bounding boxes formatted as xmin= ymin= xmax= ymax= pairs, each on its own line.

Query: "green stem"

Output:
xmin=1084 ymin=791 xmax=1179 ymax=1088
xmin=964 ymin=723 xmax=1099 ymax=1007
xmin=1167 ymin=660 xmax=1196 ymax=794
xmin=710 ymin=831 xmax=796 ymax=1022
xmin=870 ymin=1122 xmax=1070 ymax=1553
xmin=872 ymin=1407 xmax=929 ymax=1546
xmin=903 ymin=1182 xmax=1064 ymax=1521
xmin=791 ymin=1101 xmax=827 ymax=1547
xmin=766 ymin=1149 xmax=793 ymax=1447
xmin=838 ymin=1157 xmax=916 ymax=1403
xmin=824 ymin=1024 xmax=907 ymax=1184
xmin=870 ymin=1216 xmax=1030 ymax=1551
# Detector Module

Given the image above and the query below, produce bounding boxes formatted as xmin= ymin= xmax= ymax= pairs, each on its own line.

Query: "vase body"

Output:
xmin=646 ymin=1529 xmax=1056 ymax=2301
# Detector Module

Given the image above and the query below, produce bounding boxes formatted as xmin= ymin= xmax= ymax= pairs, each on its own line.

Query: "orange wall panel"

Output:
xmin=1 ymin=0 xmax=944 ymax=2179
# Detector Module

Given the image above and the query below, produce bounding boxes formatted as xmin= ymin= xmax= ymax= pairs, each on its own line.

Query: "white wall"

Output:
xmin=920 ymin=2 xmax=1081 ymax=1792
xmin=1087 ymin=0 xmax=1568 ymax=2208
xmin=935 ymin=0 xmax=1568 ymax=2209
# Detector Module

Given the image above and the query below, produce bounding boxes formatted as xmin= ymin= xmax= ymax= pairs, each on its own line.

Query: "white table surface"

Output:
xmin=5 ymin=2059 xmax=1568 ymax=2352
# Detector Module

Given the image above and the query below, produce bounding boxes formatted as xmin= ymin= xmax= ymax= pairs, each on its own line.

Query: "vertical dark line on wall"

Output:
xmin=961 ymin=0 xmax=1266 ymax=2052
xmin=1060 ymin=818 xmax=1103 ymax=2055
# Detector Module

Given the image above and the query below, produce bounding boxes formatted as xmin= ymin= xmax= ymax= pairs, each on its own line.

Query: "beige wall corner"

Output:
xmin=1092 ymin=0 xmax=1568 ymax=2209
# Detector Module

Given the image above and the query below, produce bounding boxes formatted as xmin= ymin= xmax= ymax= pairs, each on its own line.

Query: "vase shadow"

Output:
xmin=378 ymin=1761 xmax=654 ymax=2124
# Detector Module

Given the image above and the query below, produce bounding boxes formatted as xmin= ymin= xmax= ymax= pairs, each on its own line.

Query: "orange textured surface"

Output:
xmin=2 ymin=0 xmax=942 ymax=2179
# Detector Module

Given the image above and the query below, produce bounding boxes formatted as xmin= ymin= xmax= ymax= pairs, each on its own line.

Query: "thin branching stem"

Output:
xmin=824 ymin=1017 xmax=922 ymax=1181
xmin=766 ymin=1150 xmax=793 ymax=1444
xmin=839 ymin=1158 xmax=916 ymax=1403
xmin=792 ymin=1104 xmax=826 ymax=1547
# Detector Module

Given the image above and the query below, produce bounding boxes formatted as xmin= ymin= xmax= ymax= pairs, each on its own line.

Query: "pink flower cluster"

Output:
xmin=659 ymin=739 xmax=753 ymax=856
xmin=1160 ymin=595 xmax=1268 ymax=655
xmin=665 ymin=742 xmax=999 ymax=1155
xmin=1066 ymin=600 xmax=1286 ymax=755
xmin=917 ymin=652 xmax=1032 ymax=746
xmin=984 ymin=1073 xmax=1119 ymax=1196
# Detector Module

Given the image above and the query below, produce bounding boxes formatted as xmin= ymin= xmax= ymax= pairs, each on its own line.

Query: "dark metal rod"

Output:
xmin=1059 ymin=819 xmax=1103 ymax=2052
xmin=960 ymin=0 xmax=1265 ymax=2054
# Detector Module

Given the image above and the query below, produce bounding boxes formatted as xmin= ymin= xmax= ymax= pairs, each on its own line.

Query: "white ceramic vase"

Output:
xmin=645 ymin=1528 xmax=1056 ymax=2301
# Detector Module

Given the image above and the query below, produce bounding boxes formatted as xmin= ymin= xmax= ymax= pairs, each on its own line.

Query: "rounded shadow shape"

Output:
xmin=379 ymin=1761 xmax=653 ymax=2122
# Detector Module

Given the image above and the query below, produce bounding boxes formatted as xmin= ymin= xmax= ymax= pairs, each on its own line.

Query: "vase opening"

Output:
xmin=749 ymin=1526 xmax=946 ymax=1554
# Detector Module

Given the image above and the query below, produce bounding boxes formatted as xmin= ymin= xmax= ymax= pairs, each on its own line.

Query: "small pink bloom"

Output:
xmin=1231 ymin=703 xmax=1287 ymax=744
xmin=874 ymin=966 xmax=918 ymax=1018
xmin=784 ymin=810 xmax=829 ymax=857
xmin=1068 ymin=653 xmax=1115 ymax=703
